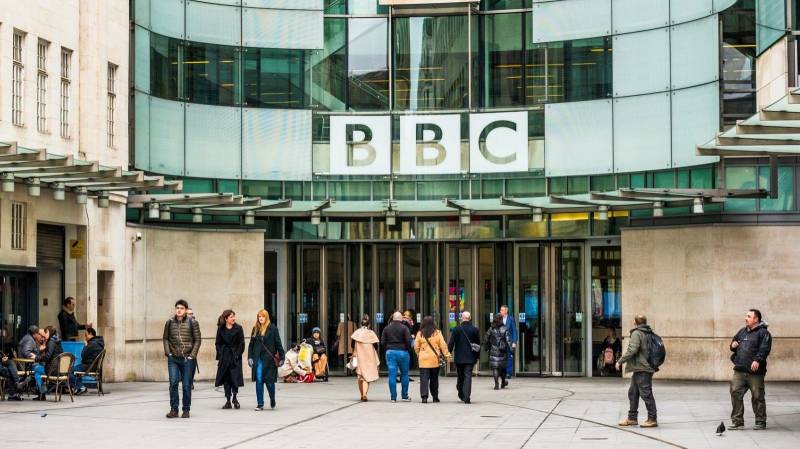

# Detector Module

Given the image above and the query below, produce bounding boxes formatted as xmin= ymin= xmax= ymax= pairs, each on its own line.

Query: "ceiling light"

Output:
xmin=1 ymin=173 xmax=14 ymax=192
xmin=244 ymin=210 xmax=255 ymax=225
xmin=53 ymin=182 xmax=65 ymax=201
xmin=27 ymin=178 xmax=41 ymax=197
xmin=75 ymin=187 xmax=88 ymax=205
xmin=97 ymin=191 xmax=109 ymax=208
xmin=597 ymin=205 xmax=609 ymax=221
xmin=693 ymin=197 xmax=704 ymax=214
xmin=652 ymin=201 xmax=664 ymax=217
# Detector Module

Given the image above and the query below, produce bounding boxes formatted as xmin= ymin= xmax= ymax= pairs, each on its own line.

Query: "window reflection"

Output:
xmin=349 ymin=18 xmax=389 ymax=110
xmin=242 ymin=48 xmax=306 ymax=108
xmin=184 ymin=42 xmax=236 ymax=106
xmin=150 ymin=33 xmax=180 ymax=100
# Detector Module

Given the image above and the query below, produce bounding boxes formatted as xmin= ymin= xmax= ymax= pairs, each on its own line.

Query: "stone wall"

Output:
xmin=621 ymin=224 xmax=800 ymax=381
xmin=116 ymin=225 xmax=265 ymax=382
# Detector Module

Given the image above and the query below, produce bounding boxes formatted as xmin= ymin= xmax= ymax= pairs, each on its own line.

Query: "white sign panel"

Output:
xmin=469 ymin=111 xmax=528 ymax=173
xmin=398 ymin=114 xmax=461 ymax=175
xmin=330 ymin=115 xmax=391 ymax=175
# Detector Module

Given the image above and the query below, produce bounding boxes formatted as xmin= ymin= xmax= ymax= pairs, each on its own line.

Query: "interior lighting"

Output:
xmin=597 ymin=205 xmax=609 ymax=221
xmin=652 ymin=201 xmax=664 ymax=217
xmin=97 ymin=191 xmax=109 ymax=208
xmin=53 ymin=183 xmax=65 ymax=201
xmin=244 ymin=210 xmax=255 ymax=226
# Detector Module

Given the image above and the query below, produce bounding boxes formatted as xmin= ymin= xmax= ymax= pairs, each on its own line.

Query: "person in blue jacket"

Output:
xmin=499 ymin=305 xmax=517 ymax=378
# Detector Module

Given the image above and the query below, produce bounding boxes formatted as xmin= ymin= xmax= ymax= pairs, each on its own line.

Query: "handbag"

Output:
xmin=423 ymin=333 xmax=447 ymax=369
xmin=346 ymin=356 xmax=358 ymax=370
xmin=257 ymin=332 xmax=281 ymax=367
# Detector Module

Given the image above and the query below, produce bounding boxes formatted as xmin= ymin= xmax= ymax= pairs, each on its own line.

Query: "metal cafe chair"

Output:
xmin=40 ymin=353 xmax=76 ymax=402
xmin=74 ymin=349 xmax=106 ymax=396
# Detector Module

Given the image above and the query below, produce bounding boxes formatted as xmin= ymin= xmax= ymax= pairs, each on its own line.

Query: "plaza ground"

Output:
xmin=0 ymin=377 xmax=798 ymax=449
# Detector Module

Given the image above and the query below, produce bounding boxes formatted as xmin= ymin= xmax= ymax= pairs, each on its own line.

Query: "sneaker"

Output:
xmin=753 ymin=424 xmax=766 ymax=430
xmin=254 ymin=406 xmax=264 ymax=411
xmin=166 ymin=409 xmax=179 ymax=419
xmin=618 ymin=419 xmax=638 ymax=427
xmin=727 ymin=423 xmax=745 ymax=430
xmin=391 ymin=399 xmax=397 ymax=403
xmin=181 ymin=410 xmax=190 ymax=418
xmin=401 ymin=397 xmax=411 ymax=402
xmin=76 ymin=386 xmax=88 ymax=396
xmin=641 ymin=420 xmax=658 ymax=428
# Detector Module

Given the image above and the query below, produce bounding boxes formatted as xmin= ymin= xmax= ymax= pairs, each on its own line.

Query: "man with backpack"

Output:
xmin=616 ymin=315 xmax=660 ymax=428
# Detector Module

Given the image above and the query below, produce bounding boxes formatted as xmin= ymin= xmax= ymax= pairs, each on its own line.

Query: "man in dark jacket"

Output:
xmin=448 ymin=311 xmax=480 ymax=404
xmin=73 ymin=327 xmax=104 ymax=394
xmin=1 ymin=353 xmax=27 ymax=400
xmin=728 ymin=308 xmax=772 ymax=431
xmin=162 ymin=299 xmax=201 ymax=419
xmin=616 ymin=315 xmax=657 ymax=428
xmin=58 ymin=297 xmax=91 ymax=342
xmin=33 ymin=326 xmax=64 ymax=400
xmin=17 ymin=325 xmax=40 ymax=359
xmin=381 ymin=312 xmax=413 ymax=402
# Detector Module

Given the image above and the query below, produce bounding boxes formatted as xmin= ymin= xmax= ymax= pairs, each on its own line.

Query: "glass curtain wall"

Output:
xmin=349 ymin=18 xmax=390 ymax=110
xmin=150 ymin=33 xmax=180 ymax=100
xmin=242 ymin=48 xmax=306 ymax=108
xmin=184 ymin=42 xmax=237 ymax=106
xmin=310 ymin=18 xmax=347 ymax=111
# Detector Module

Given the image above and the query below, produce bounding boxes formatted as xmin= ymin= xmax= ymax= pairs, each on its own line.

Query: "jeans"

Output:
xmin=386 ymin=349 xmax=410 ymax=401
xmin=419 ymin=367 xmax=440 ymax=400
xmin=0 ymin=361 xmax=20 ymax=395
xmin=506 ymin=353 xmax=514 ymax=377
xmin=628 ymin=371 xmax=657 ymax=421
xmin=731 ymin=371 xmax=766 ymax=426
xmin=33 ymin=363 xmax=77 ymax=394
xmin=254 ymin=359 xmax=275 ymax=408
xmin=168 ymin=356 xmax=195 ymax=411
xmin=456 ymin=363 xmax=474 ymax=402
xmin=73 ymin=363 xmax=88 ymax=390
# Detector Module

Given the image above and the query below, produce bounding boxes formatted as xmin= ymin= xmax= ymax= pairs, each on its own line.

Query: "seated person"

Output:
xmin=33 ymin=326 xmax=70 ymax=400
xmin=1 ymin=352 xmax=27 ymax=401
xmin=18 ymin=325 xmax=41 ymax=359
xmin=73 ymin=327 xmax=104 ymax=395
xmin=277 ymin=344 xmax=313 ymax=383
xmin=304 ymin=327 xmax=328 ymax=381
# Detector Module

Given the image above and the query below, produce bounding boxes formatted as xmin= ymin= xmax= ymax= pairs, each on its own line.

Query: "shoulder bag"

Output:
xmin=459 ymin=326 xmax=481 ymax=353
xmin=257 ymin=331 xmax=281 ymax=367
xmin=423 ymin=333 xmax=447 ymax=369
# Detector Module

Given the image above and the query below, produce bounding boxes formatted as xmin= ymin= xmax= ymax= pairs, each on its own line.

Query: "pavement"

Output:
xmin=0 ymin=376 xmax=798 ymax=449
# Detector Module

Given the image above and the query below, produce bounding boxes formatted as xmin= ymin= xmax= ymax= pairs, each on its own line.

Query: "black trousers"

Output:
xmin=456 ymin=363 xmax=474 ymax=402
xmin=628 ymin=371 xmax=657 ymax=421
xmin=419 ymin=367 xmax=440 ymax=399
xmin=220 ymin=370 xmax=239 ymax=398
xmin=1 ymin=360 xmax=20 ymax=396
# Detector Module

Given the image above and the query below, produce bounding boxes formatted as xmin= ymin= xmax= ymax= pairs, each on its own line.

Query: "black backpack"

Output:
xmin=641 ymin=330 xmax=666 ymax=371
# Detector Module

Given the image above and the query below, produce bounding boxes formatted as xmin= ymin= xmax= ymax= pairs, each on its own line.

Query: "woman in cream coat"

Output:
xmin=414 ymin=316 xmax=451 ymax=403
xmin=350 ymin=314 xmax=380 ymax=402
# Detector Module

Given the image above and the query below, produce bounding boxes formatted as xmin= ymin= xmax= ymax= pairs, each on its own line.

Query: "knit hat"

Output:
xmin=311 ymin=327 xmax=321 ymax=335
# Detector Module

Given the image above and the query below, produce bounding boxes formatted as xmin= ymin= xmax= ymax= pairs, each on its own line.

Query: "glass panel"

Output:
xmin=182 ymin=178 xmax=214 ymax=193
xmin=652 ymin=170 xmax=674 ymax=188
xmin=507 ymin=217 xmax=547 ymax=238
xmin=481 ymin=0 xmax=528 ymax=10
xmin=373 ymin=219 xmax=414 ymax=239
xmin=447 ymin=246 xmax=472 ymax=332
xmin=150 ymin=33 xmax=179 ymax=100
xmin=568 ymin=177 xmax=589 ymax=194
xmin=506 ymin=178 xmax=546 ymax=197
xmin=481 ymin=180 xmax=503 ymax=198
xmin=590 ymin=247 xmax=622 ymax=377
xmin=135 ymin=27 xmax=151 ymax=93
xmin=756 ymin=0 xmax=785 ymax=54
xmin=217 ymin=179 xmax=239 ymax=194
xmin=288 ymin=245 xmax=298 ymax=343
xmin=612 ymin=28 xmax=670 ymax=97
xmin=349 ymin=0 xmax=388 ymax=14
xmin=394 ymin=15 xmax=469 ymax=110
xmin=670 ymin=16 xmax=719 ymax=90
xmin=545 ymin=99 xmax=613 ymax=177
xmin=725 ymin=166 xmax=757 ymax=211
xmin=393 ymin=181 xmax=415 ymax=200
xmin=759 ymin=166 xmax=795 ymax=211
xmin=376 ymin=246 xmax=397 ymax=364
xmin=287 ymin=219 xmax=325 ymax=239
xmin=300 ymin=247 xmax=322 ymax=344
xmin=517 ymin=246 xmax=542 ymax=374
xmin=551 ymin=214 xmax=590 ymax=237
xmin=373 ymin=181 xmax=389 ymax=200
xmin=242 ymin=109 xmax=313 ymax=179
xmin=312 ymin=181 xmax=328 ymax=199
xmin=327 ymin=220 xmax=371 ymax=239
xmin=242 ymin=48 xmax=306 ymax=108
xmin=423 ymin=243 xmax=439 ymax=326
xmin=326 ymin=246 xmax=347 ymax=373
xmin=135 ymin=93 xmax=151 ymax=170
xmin=419 ymin=219 xmax=460 ymax=240
xmin=611 ymin=0 xmax=670 ymax=34
xmin=591 ymin=175 xmax=615 ymax=192
xmin=557 ymin=245 xmax=583 ymax=374
xmin=463 ymin=217 xmax=501 ymax=239
xmin=550 ymin=177 xmax=567 ymax=195
xmin=349 ymin=18 xmax=390 ymax=110
xmin=149 ymin=96 xmax=185 ymax=175
xmin=265 ymin=251 xmax=278 ymax=319
xmin=242 ymin=8 xmax=323 ymax=50
xmin=325 ymin=0 xmax=346 ymax=14
xmin=329 ymin=181 xmax=371 ymax=200
xmin=186 ymin=0 xmax=241 ymax=46
xmin=677 ymin=169 xmax=690 ymax=188
xmin=531 ymin=0 xmax=611 ymax=43
xmin=185 ymin=103 xmax=241 ymax=178
xmin=613 ymin=93 xmax=672 ymax=173
xmin=417 ymin=181 xmax=459 ymax=200
xmin=671 ymin=0 xmax=713 ymax=24
xmin=243 ymin=180 xmax=282 ymax=199
xmin=310 ymin=18 xmax=347 ymax=111
xmin=151 ymin=0 xmax=184 ymax=39
xmin=483 ymin=12 xmax=525 ymax=107
xmin=184 ymin=42 xmax=237 ymax=106
xmin=477 ymin=246 xmax=495 ymax=371
xmin=402 ymin=245 xmax=422 ymax=370
xmin=671 ymin=82 xmax=720 ymax=167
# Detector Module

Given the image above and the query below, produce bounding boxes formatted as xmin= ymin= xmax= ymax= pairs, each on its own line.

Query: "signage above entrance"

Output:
xmin=328 ymin=112 xmax=529 ymax=176
xmin=379 ymin=0 xmax=479 ymax=5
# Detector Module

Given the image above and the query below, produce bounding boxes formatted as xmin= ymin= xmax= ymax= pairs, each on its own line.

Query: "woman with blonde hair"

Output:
xmin=349 ymin=314 xmax=380 ymax=402
xmin=247 ymin=309 xmax=284 ymax=410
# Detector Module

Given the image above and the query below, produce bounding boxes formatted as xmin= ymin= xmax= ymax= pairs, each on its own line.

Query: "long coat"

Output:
xmin=214 ymin=324 xmax=245 ymax=387
xmin=350 ymin=327 xmax=379 ymax=383
xmin=248 ymin=324 xmax=285 ymax=384
xmin=414 ymin=330 xmax=450 ymax=369
xmin=448 ymin=321 xmax=480 ymax=365
xmin=483 ymin=325 xmax=511 ymax=369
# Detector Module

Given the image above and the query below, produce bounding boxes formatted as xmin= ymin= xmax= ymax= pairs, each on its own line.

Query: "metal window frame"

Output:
xmin=11 ymin=201 xmax=27 ymax=250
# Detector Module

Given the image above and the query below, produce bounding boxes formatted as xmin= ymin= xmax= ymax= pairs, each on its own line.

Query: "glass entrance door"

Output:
xmin=556 ymin=245 xmax=584 ymax=375
xmin=325 ymin=245 xmax=347 ymax=374
xmin=516 ymin=245 xmax=544 ymax=375
xmin=296 ymin=246 xmax=322 ymax=345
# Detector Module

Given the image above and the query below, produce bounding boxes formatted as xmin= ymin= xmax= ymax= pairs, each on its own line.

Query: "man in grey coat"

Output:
xmin=616 ymin=315 xmax=657 ymax=428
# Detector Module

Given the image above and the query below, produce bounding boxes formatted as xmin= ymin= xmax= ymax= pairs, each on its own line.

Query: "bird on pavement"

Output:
xmin=716 ymin=421 xmax=726 ymax=436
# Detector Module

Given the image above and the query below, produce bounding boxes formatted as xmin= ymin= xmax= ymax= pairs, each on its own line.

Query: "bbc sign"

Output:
xmin=329 ymin=112 xmax=528 ymax=175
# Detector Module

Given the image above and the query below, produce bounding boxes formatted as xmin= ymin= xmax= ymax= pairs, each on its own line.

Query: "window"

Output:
xmin=60 ymin=48 xmax=72 ymax=138
xmin=37 ymin=39 xmax=49 ymax=133
xmin=184 ymin=42 xmax=236 ymax=106
xmin=242 ymin=48 xmax=306 ymax=108
xmin=11 ymin=202 xmax=26 ymax=250
xmin=150 ymin=33 xmax=180 ymax=100
xmin=309 ymin=18 xmax=347 ymax=111
xmin=348 ymin=18 xmax=389 ymax=110
xmin=107 ymin=63 xmax=117 ymax=148
xmin=12 ymin=30 xmax=25 ymax=126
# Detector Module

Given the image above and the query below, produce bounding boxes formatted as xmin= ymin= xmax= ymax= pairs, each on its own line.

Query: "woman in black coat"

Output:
xmin=215 ymin=309 xmax=245 ymax=409
xmin=247 ymin=309 xmax=285 ymax=410
xmin=483 ymin=314 xmax=512 ymax=390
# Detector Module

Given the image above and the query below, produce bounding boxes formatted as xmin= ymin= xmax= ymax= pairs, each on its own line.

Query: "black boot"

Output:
xmin=493 ymin=369 xmax=500 ymax=390
xmin=232 ymin=394 xmax=240 ymax=409
xmin=222 ymin=398 xmax=232 ymax=409
xmin=501 ymin=372 xmax=508 ymax=389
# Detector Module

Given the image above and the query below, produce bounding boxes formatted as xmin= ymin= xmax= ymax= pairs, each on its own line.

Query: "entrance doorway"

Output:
xmin=0 ymin=271 xmax=38 ymax=355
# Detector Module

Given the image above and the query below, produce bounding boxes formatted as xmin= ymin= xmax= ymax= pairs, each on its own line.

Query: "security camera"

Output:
xmin=134 ymin=232 xmax=142 ymax=242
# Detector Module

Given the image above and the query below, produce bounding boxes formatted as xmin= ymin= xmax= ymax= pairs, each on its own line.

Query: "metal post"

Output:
xmin=467 ymin=4 xmax=472 ymax=110
xmin=770 ymin=155 xmax=778 ymax=199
